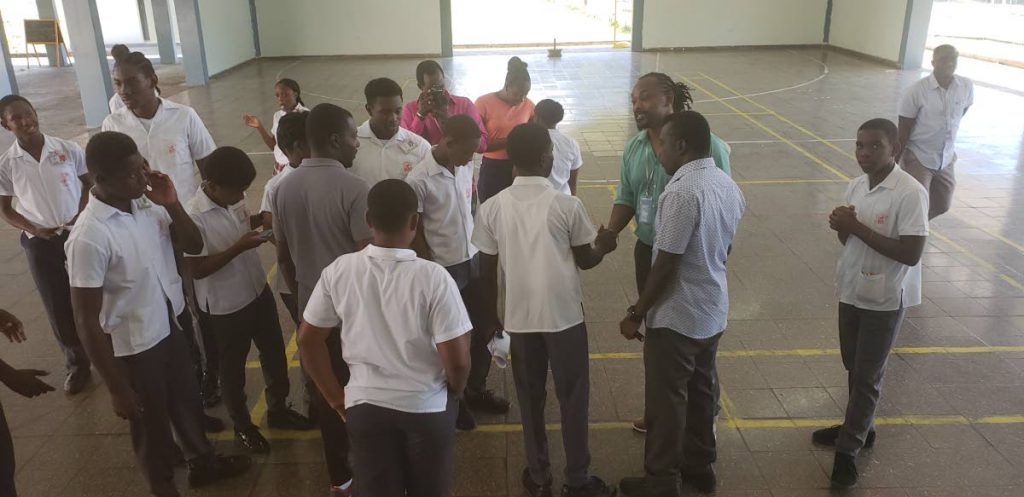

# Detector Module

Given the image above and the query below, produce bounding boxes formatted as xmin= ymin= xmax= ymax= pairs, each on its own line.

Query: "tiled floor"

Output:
xmin=2 ymin=46 xmax=1024 ymax=496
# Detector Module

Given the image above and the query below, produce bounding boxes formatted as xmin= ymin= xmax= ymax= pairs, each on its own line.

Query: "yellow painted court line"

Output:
xmin=930 ymin=231 xmax=1024 ymax=292
xmin=675 ymin=74 xmax=850 ymax=182
xmin=699 ymin=71 xmax=1024 ymax=259
xmin=718 ymin=388 xmax=737 ymax=420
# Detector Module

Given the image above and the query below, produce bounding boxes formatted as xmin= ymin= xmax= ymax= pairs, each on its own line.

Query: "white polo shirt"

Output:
xmin=259 ymin=163 xmax=297 ymax=295
xmin=185 ymin=188 xmax=267 ymax=315
xmin=270 ymin=103 xmax=310 ymax=168
xmin=836 ymin=167 xmax=929 ymax=312
xmin=350 ymin=121 xmax=431 ymax=185
xmin=101 ymin=98 xmax=217 ymax=206
xmin=303 ymin=245 xmax=472 ymax=413
xmin=65 ymin=193 xmax=185 ymax=357
xmin=405 ymin=152 xmax=476 ymax=268
xmin=471 ymin=176 xmax=597 ymax=333
xmin=108 ymin=94 xmax=125 ymax=114
xmin=0 ymin=135 xmax=87 ymax=235
xmin=898 ymin=74 xmax=974 ymax=170
xmin=547 ymin=129 xmax=583 ymax=195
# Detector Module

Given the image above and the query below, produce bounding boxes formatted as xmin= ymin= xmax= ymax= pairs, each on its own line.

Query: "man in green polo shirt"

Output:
xmin=600 ymin=72 xmax=730 ymax=433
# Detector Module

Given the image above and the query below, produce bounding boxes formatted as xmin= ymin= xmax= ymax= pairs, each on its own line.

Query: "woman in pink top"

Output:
xmin=475 ymin=56 xmax=535 ymax=203
xmin=401 ymin=60 xmax=488 ymax=152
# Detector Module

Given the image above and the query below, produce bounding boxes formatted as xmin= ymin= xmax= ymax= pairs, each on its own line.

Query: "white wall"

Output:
xmin=198 ymin=0 xmax=254 ymax=74
xmin=642 ymin=0 xmax=827 ymax=49
xmin=255 ymin=0 xmax=441 ymax=56
xmin=98 ymin=0 xmax=145 ymax=44
xmin=829 ymin=0 xmax=908 ymax=63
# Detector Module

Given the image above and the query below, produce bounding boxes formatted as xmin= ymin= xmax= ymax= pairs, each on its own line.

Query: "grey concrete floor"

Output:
xmin=2 ymin=47 xmax=1024 ymax=496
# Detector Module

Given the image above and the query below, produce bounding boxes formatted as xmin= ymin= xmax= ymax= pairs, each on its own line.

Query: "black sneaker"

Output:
xmin=235 ymin=426 xmax=270 ymax=454
xmin=466 ymin=389 xmax=511 ymax=414
xmin=562 ymin=476 xmax=617 ymax=497
xmin=830 ymin=452 xmax=858 ymax=489
xmin=617 ymin=477 xmax=645 ymax=497
xmin=456 ymin=400 xmax=476 ymax=431
xmin=203 ymin=414 xmax=226 ymax=433
xmin=812 ymin=424 xmax=876 ymax=449
xmin=187 ymin=453 xmax=252 ymax=488
xmin=522 ymin=468 xmax=553 ymax=497
xmin=267 ymin=407 xmax=315 ymax=431
xmin=201 ymin=373 xmax=221 ymax=408
xmin=681 ymin=467 xmax=716 ymax=494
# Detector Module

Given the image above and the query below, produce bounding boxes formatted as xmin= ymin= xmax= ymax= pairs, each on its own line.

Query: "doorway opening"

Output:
xmin=924 ymin=0 xmax=1024 ymax=91
xmin=451 ymin=0 xmax=633 ymax=49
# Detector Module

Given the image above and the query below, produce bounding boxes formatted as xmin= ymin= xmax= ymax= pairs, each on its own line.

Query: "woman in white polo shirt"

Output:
xmin=242 ymin=78 xmax=309 ymax=174
xmin=0 ymin=95 xmax=93 ymax=394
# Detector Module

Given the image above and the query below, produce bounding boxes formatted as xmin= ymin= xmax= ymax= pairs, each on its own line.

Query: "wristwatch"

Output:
xmin=626 ymin=305 xmax=643 ymax=323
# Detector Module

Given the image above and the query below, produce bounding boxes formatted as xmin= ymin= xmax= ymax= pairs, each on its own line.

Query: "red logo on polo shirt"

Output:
xmin=403 ymin=162 xmax=413 ymax=173
xmin=168 ymin=144 xmax=177 ymax=156
xmin=48 ymin=150 xmax=68 ymax=164
xmin=875 ymin=214 xmax=888 ymax=225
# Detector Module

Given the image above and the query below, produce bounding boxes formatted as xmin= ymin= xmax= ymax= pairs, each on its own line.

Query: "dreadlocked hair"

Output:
xmin=640 ymin=72 xmax=693 ymax=112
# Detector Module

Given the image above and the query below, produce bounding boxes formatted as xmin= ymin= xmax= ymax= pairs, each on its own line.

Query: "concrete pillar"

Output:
xmin=60 ymin=0 xmax=113 ymax=127
xmin=172 ymin=0 xmax=208 ymax=86
xmin=248 ymin=0 xmax=261 ymax=57
xmin=137 ymin=0 xmax=151 ymax=41
xmin=0 ymin=10 xmax=18 ymax=95
xmin=151 ymin=0 xmax=177 ymax=64
xmin=631 ymin=0 xmax=644 ymax=52
xmin=36 ymin=0 xmax=70 ymax=67
xmin=900 ymin=0 xmax=935 ymax=69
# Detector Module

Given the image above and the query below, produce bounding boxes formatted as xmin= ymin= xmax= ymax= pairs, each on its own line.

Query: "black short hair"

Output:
xmin=364 ymin=77 xmax=403 ymax=105
xmin=442 ymin=114 xmax=482 ymax=142
xmin=204 ymin=146 xmax=256 ymax=191
xmin=0 ymin=94 xmax=32 ymax=121
xmin=415 ymin=60 xmax=444 ymax=88
xmin=507 ymin=122 xmax=551 ymax=170
xmin=306 ymin=103 xmax=353 ymax=150
xmin=858 ymin=118 xmax=898 ymax=145
xmin=276 ymin=111 xmax=308 ymax=155
xmin=367 ymin=179 xmax=418 ymax=233
xmin=85 ymin=131 xmax=139 ymax=178
xmin=664 ymin=111 xmax=711 ymax=157
xmin=534 ymin=99 xmax=564 ymax=125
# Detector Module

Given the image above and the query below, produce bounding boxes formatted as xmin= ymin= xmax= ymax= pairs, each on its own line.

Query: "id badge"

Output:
xmin=638 ymin=194 xmax=654 ymax=225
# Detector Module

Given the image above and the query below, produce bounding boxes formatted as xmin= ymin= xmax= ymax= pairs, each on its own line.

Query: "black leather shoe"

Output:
xmin=562 ymin=476 xmax=617 ymax=497
xmin=466 ymin=389 xmax=511 ymax=414
xmin=618 ymin=477 xmax=645 ymax=497
xmin=235 ymin=426 xmax=270 ymax=454
xmin=812 ymin=424 xmax=876 ymax=449
xmin=203 ymin=414 xmax=225 ymax=433
xmin=830 ymin=452 xmax=858 ymax=489
xmin=267 ymin=407 xmax=315 ymax=430
xmin=681 ymin=468 xmax=716 ymax=494
xmin=187 ymin=453 xmax=252 ymax=488
xmin=456 ymin=400 xmax=476 ymax=431
xmin=522 ymin=468 xmax=553 ymax=497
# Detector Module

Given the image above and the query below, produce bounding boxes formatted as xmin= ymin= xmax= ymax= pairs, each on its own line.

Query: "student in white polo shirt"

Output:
xmin=103 ymin=50 xmax=222 ymax=408
xmin=185 ymin=147 xmax=314 ymax=454
xmin=533 ymin=99 xmax=583 ymax=196
xmin=102 ymin=51 xmax=217 ymax=206
xmin=897 ymin=44 xmax=973 ymax=220
xmin=0 ymin=95 xmax=93 ymax=394
xmin=258 ymin=111 xmax=310 ymax=325
xmin=813 ymin=119 xmax=928 ymax=489
xmin=66 ymin=132 xmax=250 ymax=497
xmin=472 ymin=123 xmax=617 ymax=497
xmin=406 ymin=115 xmax=509 ymax=431
xmin=243 ymin=78 xmax=309 ymax=174
xmin=350 ymin=78 xmax=431 ymax=185
xmin=299 ymin=179 xmax=472 ymax=497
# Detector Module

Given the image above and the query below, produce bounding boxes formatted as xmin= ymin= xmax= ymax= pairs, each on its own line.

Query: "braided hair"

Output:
xmin=275 ymin=78 xmax=305 ymax=107
xmin=114 ymin=51 xmax=161 ymax=95
xmin=639 ymin=72 xmax=693 ymax=112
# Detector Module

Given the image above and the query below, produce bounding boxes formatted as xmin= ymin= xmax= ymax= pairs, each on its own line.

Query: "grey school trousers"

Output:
xmin=644 ymin=327 xmax=720 ymax=490
xmin=836 ymin=303 xmax=907 ymax=456
xmin=511 ymin=322 xmax=592 ymax=488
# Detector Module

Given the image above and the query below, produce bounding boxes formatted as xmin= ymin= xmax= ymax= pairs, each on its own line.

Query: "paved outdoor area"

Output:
xmin=1 ymin=46 xmax=1023 ymax=496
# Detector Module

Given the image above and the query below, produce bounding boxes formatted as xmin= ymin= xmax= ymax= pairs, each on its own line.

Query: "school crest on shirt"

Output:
xmin=875 ymin=214 xmax=888 ymax=225
xmin=167 ymin=143 xmax=177 ymax=156
xmin=403 ymin=162 xmax=413 ymax=174
xmin=399 ymin=138 xmax=418 ymax=154
xmin=47 ymin=149 xmax=68 ymax=165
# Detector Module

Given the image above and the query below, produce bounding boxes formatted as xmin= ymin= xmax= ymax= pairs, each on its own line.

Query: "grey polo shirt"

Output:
xmin=272 ymin=157 xmax=372 ymax=308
